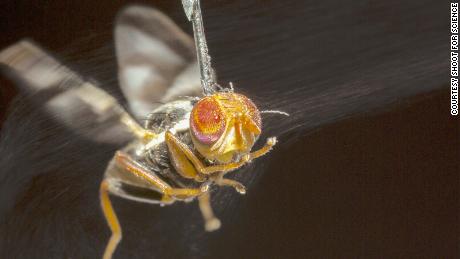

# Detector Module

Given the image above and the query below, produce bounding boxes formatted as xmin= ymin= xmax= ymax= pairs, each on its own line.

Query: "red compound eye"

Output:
xmin=190 ymin=97 xmax=226 ymax=145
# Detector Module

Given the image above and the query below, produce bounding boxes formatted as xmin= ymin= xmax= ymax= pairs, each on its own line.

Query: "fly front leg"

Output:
xmin=165 ymin=131 xmax=249 ymax=175
xmin=247 ymin=137 xmax=277 ymax=160
xmin=216 ymin=137 xmax=278 ymax=181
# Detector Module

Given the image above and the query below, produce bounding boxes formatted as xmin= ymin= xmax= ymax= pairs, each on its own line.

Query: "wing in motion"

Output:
xmin=0 ymin=5 xmax=202 ymax=143
xmin=115 ymin=5 xmax=201 ymax=118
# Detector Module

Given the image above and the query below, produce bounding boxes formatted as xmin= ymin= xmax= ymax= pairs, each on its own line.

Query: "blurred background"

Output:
xmin=0 ymin=1 xmax=458 ymax=258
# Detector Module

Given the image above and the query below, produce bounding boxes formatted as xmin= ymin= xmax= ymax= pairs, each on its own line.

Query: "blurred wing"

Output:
xmin=116 ymin=5 xmax=201 ymax=119
xmin=0 ymin=40 xmax=132 ymax=145
xmin=0 ymin=5 xmax=202 ymax=143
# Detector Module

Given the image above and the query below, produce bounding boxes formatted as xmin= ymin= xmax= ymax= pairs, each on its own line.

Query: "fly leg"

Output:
xmin=215 ymin=177 xmax=246 ymax=194
xmin=198 ymin=192 xmax=221 ymax=231
xmin=247 ymin=137 xmax=277 ymax=160
xmin=213 ymin=137 xmax=278 ymax=194
xmin=114 ymin=151 xmax=203 ymax=198
xmin=165 ymin=131 xmax=249 ymax=175
xmin=166 ymin=132 xmax=278 ymax=175
xmin=100 ymin=180 xmax=121 ymax=259
xmin=100 ymin=151 xmax=205 ymax=259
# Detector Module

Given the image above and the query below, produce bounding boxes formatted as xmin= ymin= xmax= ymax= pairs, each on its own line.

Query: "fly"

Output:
xmin=100 ymin=1 xmax=289 ymax=258
xmin=0 ymin=2 xmax=287 ymax=259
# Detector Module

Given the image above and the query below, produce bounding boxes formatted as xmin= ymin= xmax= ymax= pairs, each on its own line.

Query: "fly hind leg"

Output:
xmin=100 ymin=151 xmax=205 ymax=259
xmin=100 ymin=180 xmax=122 ymax=259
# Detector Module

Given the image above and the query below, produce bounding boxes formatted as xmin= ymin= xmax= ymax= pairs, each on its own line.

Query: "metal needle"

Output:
xmin=182 ymin=0 xmax=217 ymax=95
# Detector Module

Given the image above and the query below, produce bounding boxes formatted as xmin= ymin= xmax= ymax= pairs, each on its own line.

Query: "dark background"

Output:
xmin=0 ymin=1 xmax=458 ymax=258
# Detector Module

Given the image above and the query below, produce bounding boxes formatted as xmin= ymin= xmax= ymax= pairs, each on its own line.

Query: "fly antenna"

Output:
xmin=260 ymin=110 xmax=290 ymax=116
xmin=182 ymin=0 xmax=217 ymax=96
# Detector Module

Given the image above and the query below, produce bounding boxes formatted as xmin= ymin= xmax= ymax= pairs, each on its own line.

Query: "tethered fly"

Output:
xmin=0 ymin=1 xmax=287 ymax=259
xmin=99 ymin=1 xmax=289 ymax=257
xmin=100 ymin=1 xmax=289 ymax=258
